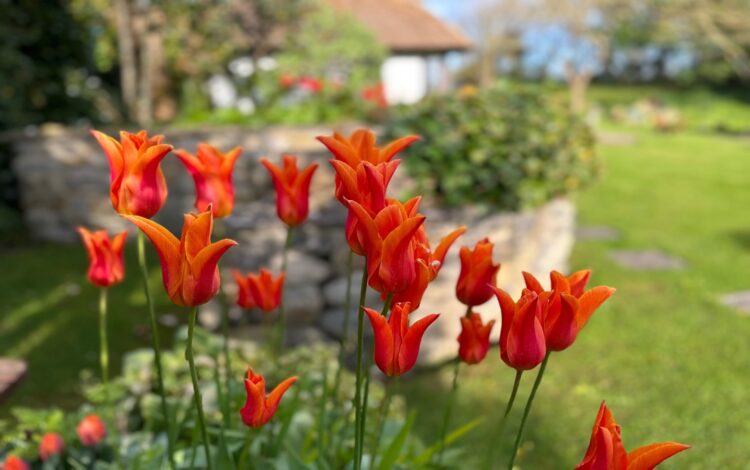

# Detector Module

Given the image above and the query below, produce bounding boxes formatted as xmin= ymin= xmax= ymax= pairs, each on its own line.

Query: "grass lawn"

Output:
xmin=403 ymin=127 xmax=750 ymax=468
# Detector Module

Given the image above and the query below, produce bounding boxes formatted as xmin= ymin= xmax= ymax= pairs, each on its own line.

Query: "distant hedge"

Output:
xmin=386 ymin=85 xmax=599 ymax=211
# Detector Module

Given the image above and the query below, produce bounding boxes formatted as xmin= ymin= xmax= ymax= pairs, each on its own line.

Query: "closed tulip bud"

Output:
xmin=77 ymin=227 xmax=127 ymax=288
xmin=240 ymin=368 xmax=297 ymax=428
xmin=174 ymin=143 xmax=241 ymax=218
xmin=576 ymin=402 xmax=689 ymax=470
xmin=123 ymin=208 xmax=237 ymax=307
xmin=365 ymin=302 xmax=439 ymax=377
xmin=456 ymin=238 xmax=500 ymax=307
xmin=77 ymin=414 xmax=107 ymax=447
xmin=91 ymin=129 xmax=171 ymax=218
xmin=233 ymin=268 xmax=284 ymax=312
xmin=261 ymin=155 xmax=318 ymax=227
xmin=39 ymin=432 xmax=64 ymax=460
xmin=492 ymin=286 xmax=546 ymax=371
xmin=457 ymin=312 xmax=495 ymax=365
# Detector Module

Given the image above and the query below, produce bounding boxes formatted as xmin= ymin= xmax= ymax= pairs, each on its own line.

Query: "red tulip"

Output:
xmin=317 ymin=129 xmax=419 ymax=170
xmin=77 ymin=227 xmax=127 ymax=288
xmin=123 ymin=208 xmax=237 ymax=307
xmin=240 ymin=368 xmax=297 ymax=428
xmin=39 ymin=432 xmax=64 ymax=460
xmin=233 ymin=268 xmax=284 ymax=312
xmin=77 ymin=414 xmax=107 ymax=447
xmin=347 ymin=198 xmax=426 ymax=295
xmin=523 ymin=270 xmax=616 ymax=351
xmin=261 ymin=155 xmax=318 ymax=227
xmin=391 ymin=224 xmax=466 ymax=308
xmin=1 ymin=456 xmax=29 ymax=470
xmin=456 ymin=238 xmax=501 ymax=307
xmin=279 ymin=73 xmax=296 ymax=88
xmin=364 ymin=302 xmax=439 ymax=377
xmin=297 ymin=76 xmax=323 ymax=93
xmin=576 ymin=402 xmax=689 ymax=470
xmin=492 ymin=287 xmax=546 ymax=370
xmin=457 ymin=312 xmax=495 ymax=365
xmin=362 ymin=82 xmax=388 ymax=108
xmin=174 ymin=143 xmax=241 ymax=218
xmin=91 ymin=129 xmax=172 ymax=218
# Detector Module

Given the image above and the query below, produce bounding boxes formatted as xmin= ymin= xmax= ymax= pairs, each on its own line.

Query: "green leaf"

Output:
xmin=376 ymin=412 xmax=415 ymax=470
xmin=413 ymin=417 xmax=483 ymax=466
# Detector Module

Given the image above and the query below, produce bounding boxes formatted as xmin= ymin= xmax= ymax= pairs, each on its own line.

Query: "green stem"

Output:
xmin=507 ymin=353 xmax=551 ymax=470
xmin=214 ymin=220 xmax=232 ymax=428
xmin=275 ymin=226 xmax=294 ymax=353
xmin=137 ymin=232 xmax=175 ymax=469
xmin=371 ymin=377 xmax=396 ymax=467
xmin=237 ymin=429 xmax=253 ymax=469
xmin=187 ymin=307 xmax=213 ymax=470
xmin=98 ymin=287 xmax=109 ymax=387
xmin=331 ymin=251 xmax=354 ymax=409
xmin=357 ymin=294 xmax=393 ymax=467
xmin=437 ymin=359 xmax=460 ymax=464
xmin=486 ymin=369 xmax=523 ymax=469
xmin=353 ymin=261 xmax=369 ymax=470
xmin=317 ymin=360 xmax=329 ymax=459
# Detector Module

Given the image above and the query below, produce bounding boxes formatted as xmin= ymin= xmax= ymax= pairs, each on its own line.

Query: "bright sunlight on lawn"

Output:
xmin=403 ymin=127 xmax=750 ymax=468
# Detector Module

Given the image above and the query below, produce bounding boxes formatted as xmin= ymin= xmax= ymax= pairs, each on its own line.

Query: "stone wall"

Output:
xmin=9 ymin=125 xmax=575 ymax=363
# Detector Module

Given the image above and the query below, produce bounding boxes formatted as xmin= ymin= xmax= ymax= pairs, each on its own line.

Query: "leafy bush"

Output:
xmin=386 ymin=84 xmax=599 ymax=210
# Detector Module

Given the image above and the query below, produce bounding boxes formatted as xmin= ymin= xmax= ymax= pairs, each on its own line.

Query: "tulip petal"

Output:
xmin=576 ymin=286 xmax=616 ymax=329
xmin=399 ymin=313 xmax=439 ymax=375
xmin=365 ymin=307 xmax=395 ymax=376
xmin=432 ymin=226 xmax=467 ymax=266
xmin=568 ymin=269 xmax=592 ymax=297
xmin=627 ymin=442 xmax=690 ymax=470
xmin=507 ymin=296 xmax=546 ymax=370
xmin=241 ymin=374 xmax=266 ymax=427
xmin=522 ymin=271 xmax=545 ymax=293
xmin=90 ymin=130 xmax=124 ymax=185
xmin=263 ymin=376 xmax=298 ymax=423
xmin=123 ymin=215 xmax=181 ymax=295
xmin=379 ymin=135 xmax=420 ymax=163
xmin=379 ymin=215 xmax=425 ymax=293
xmin=184 ymin=210 xmax=214 ymax=260
xmin=174 ymin=149 xmax=205 ymax=176
xmin=317 ymin=135 xmax=358 ymax=167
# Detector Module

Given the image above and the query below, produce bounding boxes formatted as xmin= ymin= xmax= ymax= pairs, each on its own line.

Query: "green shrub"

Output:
xmin=386 ymin=84 xmax=599 ymax=210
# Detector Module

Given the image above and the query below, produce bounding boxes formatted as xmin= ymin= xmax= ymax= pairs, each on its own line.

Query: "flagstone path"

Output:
xmin=609 ymin=249 xmax=687 ymax=270
xmin=0 ymin=358 xmax=27 ymax=402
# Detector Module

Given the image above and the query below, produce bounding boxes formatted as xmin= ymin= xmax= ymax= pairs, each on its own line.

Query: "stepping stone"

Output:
xmin=0 ymin=358 xmax=27 ymax=402
xmin=577 ymin=225 xmax=620 ymax=241
xmin=720 ymin=291 xmax=750 ymax=314
xmin=609 ymin=250 xmax=686 ymax=270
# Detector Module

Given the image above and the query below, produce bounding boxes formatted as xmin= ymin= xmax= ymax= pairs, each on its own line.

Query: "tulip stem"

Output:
xmin=507 ymin=353 xmax=550 ymax=470
xmin=98 ymin=287 xmax=109 ymax=388
xmin=186 ymin=307 xmax=213 ymax=470
xmin=486 ymin=369 xmax=523 ymax=469
xmin=275 ymin=226 xmax=295 ymax=353
xmin=137 ymin=232 xmax=175 ymax=469
xmin=353 ymin=261 xmax=369 ymax=470
xmin=213 ymin=220 xmax=233 ymax=429
xmin=437 ymin=358 xmax=461 ymax=464
xmin=357 ymin=294 xmax=393 ymax=467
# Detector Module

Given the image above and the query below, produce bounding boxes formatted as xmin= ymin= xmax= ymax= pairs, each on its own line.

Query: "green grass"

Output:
xmin=402 ymin=128 xmax=750 ymax=468
xmin=0 ymin=244 xmax=177 ymax=413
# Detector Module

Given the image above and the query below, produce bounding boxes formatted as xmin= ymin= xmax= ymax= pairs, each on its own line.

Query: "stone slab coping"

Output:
xmin=0 ymin=358 xmax=27 ymax=402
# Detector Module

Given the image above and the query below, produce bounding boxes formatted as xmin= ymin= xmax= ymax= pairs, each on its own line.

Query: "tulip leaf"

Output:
xmin=376 ymin=411 xmax=415 ymax=470
xmin=413 ymin=417 xmax=483 ymax=465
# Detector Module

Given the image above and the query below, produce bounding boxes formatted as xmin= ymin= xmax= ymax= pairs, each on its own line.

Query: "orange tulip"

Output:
xmin=391 ymin=224 xmax=466 ymax=308
xmin=576 ymin=402 xmax=689 ymax=470
xmin=347 ymin=198 xmax=426 ymax=295
xmin=77 ymin=227 xmax=127 ymax=288
xmin=317 ymin=128 xmax=419 ymax=175
xmin=240 ymin=368 xmax=297 ymax=428
xmin=456 ymin=238 xmax=501 ymax=307
xmin=232 ymin=268 xmax=285 ymax=312
xmin=523 ymin=270 xmax=615 ymax=351
xmin=457 ymin=312 xmax=495 ymax=365
xmin=492 ymin=287 xmax=546 ymax=371
xmin=174 ymin=143 xmax=241 ymax=218
xmin=90 ymin=129 xmax=172 ymax=218
xmin=1 ymin=456 xmax=29 ymax=470
xmin=260 ymin=155 xmax=318 ymax=227
xmin=39 ymin=432 xmax=64 ymax=461
xmin=123 ymin=208 xmax=237 ymax=307
xmin=364 ymin=302 xmax=439 ymax=377
xmin=77 ymin=414 xmax=107 ymax=447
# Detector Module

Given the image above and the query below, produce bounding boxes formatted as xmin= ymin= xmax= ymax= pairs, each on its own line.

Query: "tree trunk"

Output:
xmin=565 ymin=61 xmax=592 ymax=115
xmin=114 ymin=0 xmax=137 ymax=121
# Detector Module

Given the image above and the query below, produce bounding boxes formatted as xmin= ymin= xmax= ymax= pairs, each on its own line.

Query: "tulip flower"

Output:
xmin=77 ymin=414 xmax=107 ymax=447
xmin=174 ymin=143 xmax=241 ymax=218
xmin=233 ymin=268 xmax=284 ymax=312
xmin=90 ymin=129 xmax=172 ymax=218
xmin=522 ymin=270 xmax=616 ymax=351
xmin=391 ymin=224 xmax=466 ymax=308
xmin=240 ymin=368 xmax=297 ymax=428
xmin=364 ymin=302 xmax=439 ymax=376
xmin=492 ymin=287 xmax=546 ymax=370
xmin=456 ymin=238 xmax=501 ymax=307
xmin=2 ymin=456 xmax=29 ymax=470
xmin=123 ymin=208 xmax=237 ymax=307
xmin=77 ymin=227 xmax=127 ymax=288
xmin=317 ymin=129 xmax=419 ymax=171
xmin=39 ymin=432 xmax=64 ymax=460
xmin=260 ymin=155 xmax=318 ymax=227
xmin=347 ymin=198 xmax=426 ymax=295
xmin=576 ymin=402 xmax=689 ymax=470
xmin=457 ymin=312 xmax=495 ymax=365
